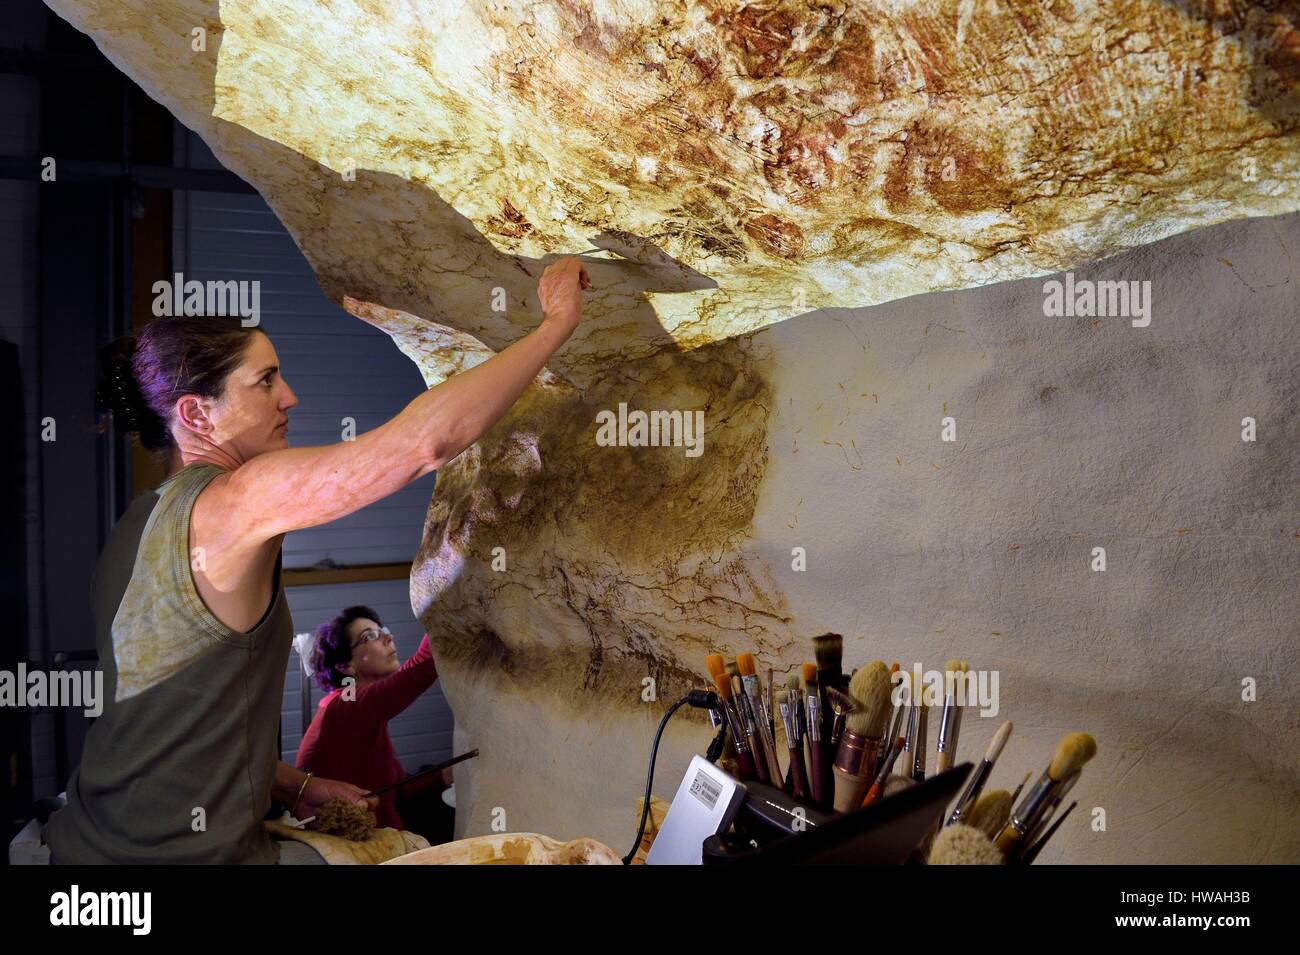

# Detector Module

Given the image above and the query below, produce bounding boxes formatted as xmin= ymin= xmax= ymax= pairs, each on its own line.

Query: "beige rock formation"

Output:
xmin=47 ymin=0 xmax=1300 ymax=862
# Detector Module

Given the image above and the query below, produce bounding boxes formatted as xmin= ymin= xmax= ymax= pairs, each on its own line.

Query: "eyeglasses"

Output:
xmin=350 ymin=625 xmax=392 ymax=650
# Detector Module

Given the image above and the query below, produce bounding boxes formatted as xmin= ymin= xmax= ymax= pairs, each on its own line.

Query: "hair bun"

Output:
xmin=95 ymin=336 xmax=148 ymax=435
xmin=109 ymin=359 xmax=145 ymax=430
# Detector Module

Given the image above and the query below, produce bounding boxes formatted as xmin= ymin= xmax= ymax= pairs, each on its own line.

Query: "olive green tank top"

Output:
xmin=46 ymin=463 xmax=293 ymax=863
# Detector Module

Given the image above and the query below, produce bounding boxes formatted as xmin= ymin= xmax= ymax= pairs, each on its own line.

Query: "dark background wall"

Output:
xmin=0 ymin=0 xmax=454 ymax=842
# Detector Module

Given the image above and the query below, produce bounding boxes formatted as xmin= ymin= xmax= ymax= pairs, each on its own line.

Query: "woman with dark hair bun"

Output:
xmin=46 ymin=257 xmax=591 ymax=864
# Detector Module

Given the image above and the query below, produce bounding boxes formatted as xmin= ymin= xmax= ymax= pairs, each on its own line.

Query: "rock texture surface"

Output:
xmin=45 ymin=0 xmax=1300 ymax=377
xmin=47 ymin=0 xmax=1300 ymax=861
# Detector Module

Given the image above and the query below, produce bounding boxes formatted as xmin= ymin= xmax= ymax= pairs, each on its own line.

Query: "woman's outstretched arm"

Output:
xmin=220 ymin=257 xmax=589 ymax=542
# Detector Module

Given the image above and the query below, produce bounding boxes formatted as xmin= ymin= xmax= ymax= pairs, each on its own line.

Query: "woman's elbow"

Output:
xmin=423 ymin=426 xmax=473 ymax=472
xmin=421 ymin=433 xmax=453 ymax=473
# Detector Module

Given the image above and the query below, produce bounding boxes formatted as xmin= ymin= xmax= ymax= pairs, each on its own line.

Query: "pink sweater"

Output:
xmin=296 ymin=634 xmax=439 ymax=830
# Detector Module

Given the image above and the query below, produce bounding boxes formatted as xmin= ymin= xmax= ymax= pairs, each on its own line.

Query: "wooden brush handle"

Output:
xmin=735 ymin=747 xmax=758 ymax=782
xmin=364 ymin=749 xmax=479 ymax=798
xmin=809 ymin=739 xmax=829 ymax=809
xmin=832 ymin=765 xmax=871 ymax=813
xmin=788 ymin=744 xmax=810 ymax=800
xmin=748 ymin=729 xmax=771 ymax=784
xmin=763 ymin=731 xmax=784 ymax=785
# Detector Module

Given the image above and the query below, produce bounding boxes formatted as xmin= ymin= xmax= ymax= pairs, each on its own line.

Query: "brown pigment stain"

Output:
xmin=394 ymin=333 xmax=792 ymax=716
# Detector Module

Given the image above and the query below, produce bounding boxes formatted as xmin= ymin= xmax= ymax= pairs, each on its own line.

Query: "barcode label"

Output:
xmin=688 ymin=769 xmax=722 ymax=810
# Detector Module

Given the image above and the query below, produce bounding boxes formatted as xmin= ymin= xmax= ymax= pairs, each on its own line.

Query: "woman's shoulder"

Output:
xmin=318 ymin=687 xmax=359 ymax=720
xmin=154 ymin=462 xmax=229 ymax=520
xmin=156 ymin=461 xmax=225 ymax=492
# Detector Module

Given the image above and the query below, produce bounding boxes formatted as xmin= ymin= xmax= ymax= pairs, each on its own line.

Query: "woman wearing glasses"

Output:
xmin=46 ymin=258 xmax=590 ymax=863
xmin=297 ymin=608 xmax=449 ymax=840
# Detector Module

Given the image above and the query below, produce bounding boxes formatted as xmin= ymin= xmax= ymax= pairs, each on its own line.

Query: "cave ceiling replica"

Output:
xmin=48 ymin=0 xmax=1300 ymax=862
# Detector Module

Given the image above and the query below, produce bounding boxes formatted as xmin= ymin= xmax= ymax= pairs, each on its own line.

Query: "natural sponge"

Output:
xmin=315 ymin=798 xmax=377 ymax=842
xmin=928 ymin=824 xmax=1004 ymax=865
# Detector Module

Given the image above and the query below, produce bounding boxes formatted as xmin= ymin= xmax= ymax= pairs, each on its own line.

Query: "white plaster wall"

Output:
xmin=744 ymin=211 xmax=1300 ymax=863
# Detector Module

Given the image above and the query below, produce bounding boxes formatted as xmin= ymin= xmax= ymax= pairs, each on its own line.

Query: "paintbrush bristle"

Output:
xmin=775 ymin=688 xmax=789 ymax=708
xmin=829 ymin=686 xmax=863 ymax=738
xmin=883 ymin=774 xmax=916 ymax=799
xmin=845 ymin=709 xmax=875 ymax=737
xmin=705 ymin=654 xmax=725 ymax=680
xmin=944 ymin=659 xmax=969 ymax=696
xmin=737 ymin=652 xmax=757 ymax=677
xmin=987 ymin=721 xmax=1013 ymax=761
xmin=929 ymin=824 xmax=1003 ymax=865
xmin=785 ymin=672 xmax=800 ymax=694
xmin=827 ymin=686 xmax=858 ymax=717
xmin=812 ymin=633 xmax=843 ymax=674
xmin=801 ymin=662 xmax=818 ymax=685
xmin=848 ymin=661 xmax=885 ymax=702
xmin=1049 ymin=732 xmax=1097 ymax=780
xmin=967 ymin=789 xmax=1013 ymax=840
xmin=848 ymin=660 xmax=892 ymax=738
xmin=711 ymin=670 xmax=733 ymax=698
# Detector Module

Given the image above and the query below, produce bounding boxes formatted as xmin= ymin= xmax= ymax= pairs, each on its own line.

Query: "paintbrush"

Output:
xmin=831 ymin=662 xmax=892 ymax=812
xmin=947 ymin=660 xmax=968 ymax=763
xmin=364 ymin=749 xmax=478 ymax=798
xmin=1020 ymin=801 xmax=1077 ymax=864
xmin=566 ymin=231 xmax=677 ymax=269
xmin=1017 ymin=769 xmax=1081 ymax=857
xmin=860 ymin=735 xmax=906 ymax=807
xmin=802 ymin=663 xmax=829 ymax=809
xmin=899 ymin=691 xmax=917 ymax=777
xmin=908 ymin=671 xmax=929 ymax=780
xmin=826 ymin=686 xmax=857 ymax=749
xmin=738 ymin=653 xmax=783 ymax=785
xmin=787 ymin=671 xmax=807 ymax=791
xmin=1010 ymin=770 xmax=1031 ymax=805
xmin=935 ymin=659 xmax=968 ymax=773
xmin=883 ymin=663 xmax=905 ymax=752
xmin=767 ymin=667 xmax=777 ymax=743
xmin=812 ymin=634 xmax=844 ymax=743
xmin=994 ymin=733 xmax=1096 ymax=856
xmin=724 ymin=659 xmax=766 ymax=783
xmin=732 ymin=673 xmax=771 ymax=784
xmin=947 ymin=720 xmax=1013 ymax=826
xmin=777 ymin=683 xmax=810 ymax=800
xmin=707 ymin=654 xmax=757 ymax=781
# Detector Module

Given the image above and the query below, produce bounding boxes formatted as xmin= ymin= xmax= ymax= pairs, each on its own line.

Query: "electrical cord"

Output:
xmin=622 ymin=689 xmax=719 ymax=865
xmin=705 ymin=722 xmax=728 ymax=762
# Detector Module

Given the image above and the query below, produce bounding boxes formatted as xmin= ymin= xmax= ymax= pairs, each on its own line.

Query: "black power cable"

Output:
xmin=622 ymin=689 xmax=719 ymax=865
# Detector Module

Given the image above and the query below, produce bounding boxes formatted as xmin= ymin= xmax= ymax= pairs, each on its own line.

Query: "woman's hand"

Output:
xmin=298 ymin=776 xmax=378 ymax=820
xmin=537 ymin=256 xmax=591 ymax=339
